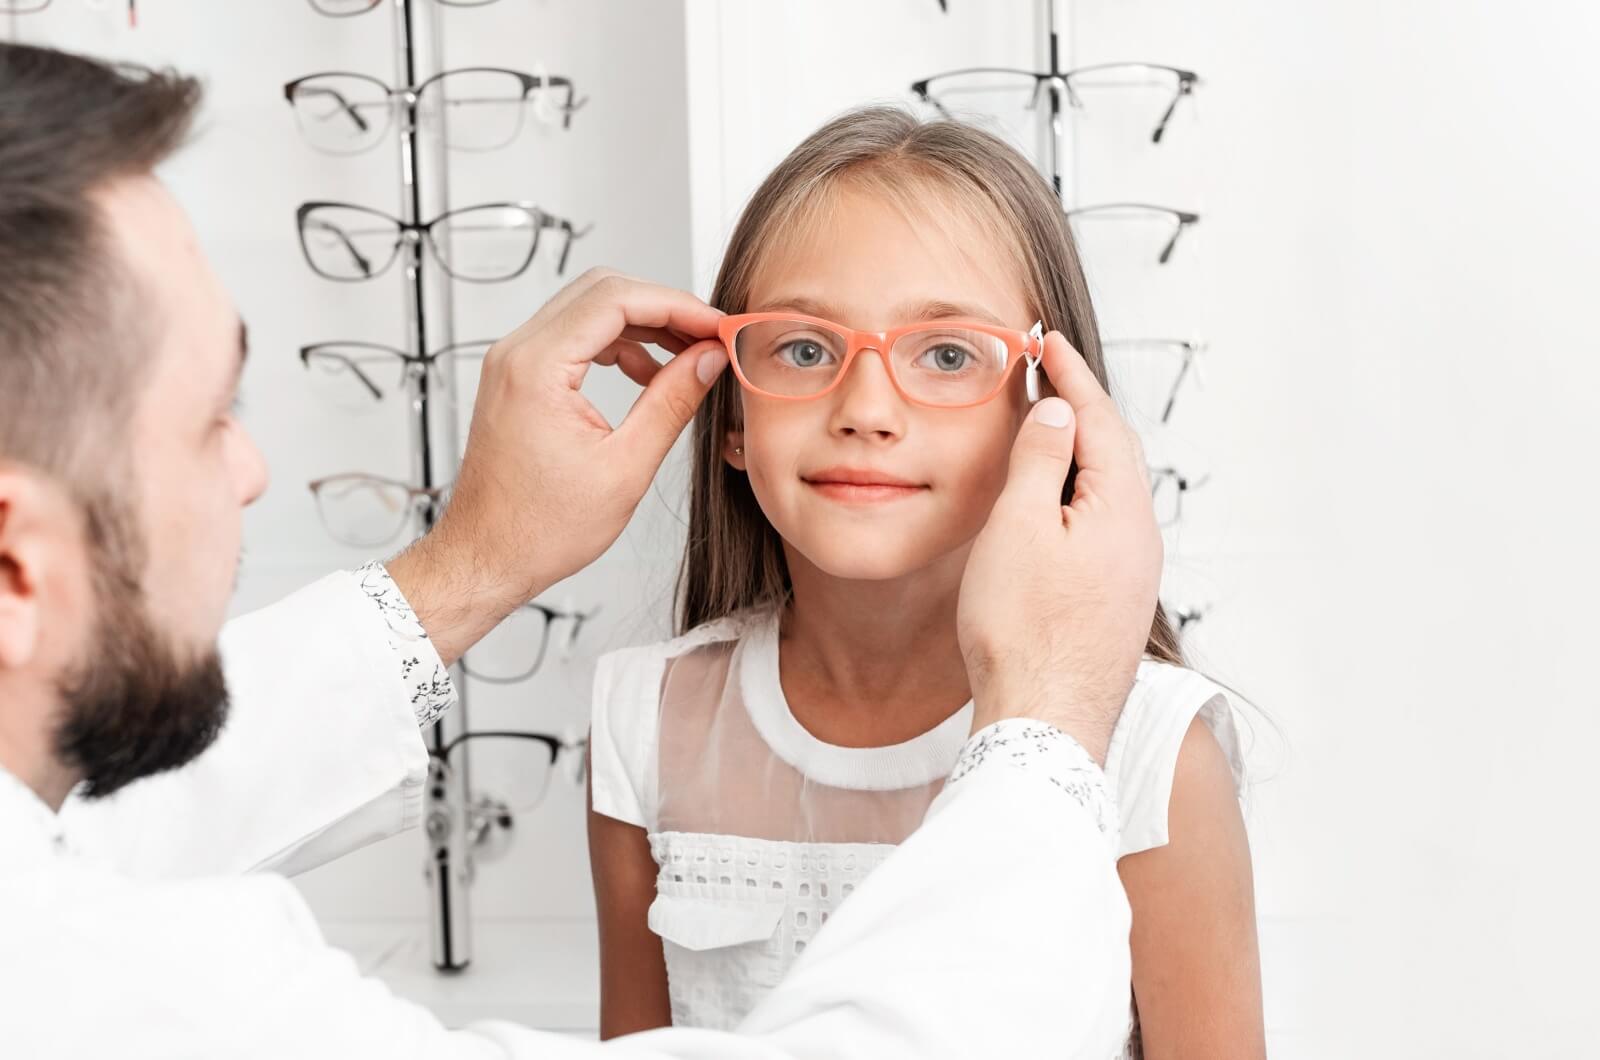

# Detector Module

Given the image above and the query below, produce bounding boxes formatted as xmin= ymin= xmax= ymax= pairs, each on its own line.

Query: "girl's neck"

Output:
xmin=776 ymin=545 xmax=974 ymax=747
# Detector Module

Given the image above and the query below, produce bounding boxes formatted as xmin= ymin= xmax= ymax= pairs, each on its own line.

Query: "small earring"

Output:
xmin=733 ymin=446 xmax=744 ymax=455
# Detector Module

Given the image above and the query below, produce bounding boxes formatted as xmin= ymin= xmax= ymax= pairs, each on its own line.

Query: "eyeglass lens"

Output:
xmin=314 ymin=476 xmax=420 ymax=548
xmin=426 ymin=205 xmax=540 ymax=282
xmin=732 ymin=320 xmax=1018 ymax=406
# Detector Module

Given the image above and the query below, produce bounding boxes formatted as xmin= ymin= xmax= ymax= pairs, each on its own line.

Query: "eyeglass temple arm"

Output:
xmin=291 ymin=84 xmax=371 ymax=133
xmin=1161 ymin=348 xmax=1198 ymax=424
xmin=1157 ymin=214 xmax=1199 ymax=265
xmin=307 ymin=218 xmax=375 ymax=277
xmin=1150 ymin=74 xmax=1198 ymax=145
xmin=300 ymin=348 xmax=385 ymax=401
xmin=552 ymin=77 xmax=588 ymax=129
xmin=909 ymin=78 xmax=955 ymax=120
xmin=554 ymin=219 xmax=594 ymax=275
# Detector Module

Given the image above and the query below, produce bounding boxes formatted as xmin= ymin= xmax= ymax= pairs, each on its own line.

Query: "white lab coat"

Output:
xmin=0 ymin=572 xmax=1132 ymax=1058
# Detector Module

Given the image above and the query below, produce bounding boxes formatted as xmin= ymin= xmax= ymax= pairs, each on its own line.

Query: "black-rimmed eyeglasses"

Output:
xmin=913 ymin=62 xmax=1199 ymax=145
xmin=296 ymin=200 xmax=589 ymax=283
xmin=284 ymin=68 xmax=585 ymax=155
xmin=459 ymin=602 xmax=599 ymax=685
xmin=430 ymin=730 xmax=589 ymax=814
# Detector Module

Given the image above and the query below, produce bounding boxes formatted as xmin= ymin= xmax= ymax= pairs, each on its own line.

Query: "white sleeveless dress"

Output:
xmin=589 ymin=608 xmax=1245 ymax=1054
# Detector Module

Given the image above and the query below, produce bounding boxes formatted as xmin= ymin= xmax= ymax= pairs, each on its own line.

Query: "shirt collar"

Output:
xmin=0 ymin=764 xmax=70 ymax=863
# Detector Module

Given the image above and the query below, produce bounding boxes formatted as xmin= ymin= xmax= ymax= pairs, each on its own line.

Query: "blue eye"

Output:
xmin=920 ymin=344 xmax=972 ymax=372
xmin=779 ymin=340 xmax=832 ymax=369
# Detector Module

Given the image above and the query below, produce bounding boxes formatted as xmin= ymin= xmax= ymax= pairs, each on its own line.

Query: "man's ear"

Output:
xmin=723 ymin=430 xmax=747 ymax=472
xmin=0 ymin=470 xmax=56 ymax=669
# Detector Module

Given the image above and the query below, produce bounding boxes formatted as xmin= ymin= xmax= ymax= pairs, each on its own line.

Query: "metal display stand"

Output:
xmin=388 ymin=0 xmax=473 ymax=973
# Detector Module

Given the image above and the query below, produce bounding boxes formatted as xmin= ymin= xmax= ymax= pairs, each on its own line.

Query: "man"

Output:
xmin=0 ymin=44 xmax=1163 ymax=1057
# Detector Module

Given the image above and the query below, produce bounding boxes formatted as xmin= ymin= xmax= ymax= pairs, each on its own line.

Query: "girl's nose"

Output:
xmin=827 ymin=348 xmax=907 ymax=441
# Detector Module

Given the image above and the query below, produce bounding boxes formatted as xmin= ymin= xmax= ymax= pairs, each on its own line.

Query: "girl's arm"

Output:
xmin=587 ymin=765 xmax=673 ymax=1039
xmin=1117 ymin=717 xmax=1267 ymax=1059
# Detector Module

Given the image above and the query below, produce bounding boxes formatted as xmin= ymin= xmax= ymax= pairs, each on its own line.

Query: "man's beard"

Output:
xmin=52 ymin=507 xmax=230 ymax=800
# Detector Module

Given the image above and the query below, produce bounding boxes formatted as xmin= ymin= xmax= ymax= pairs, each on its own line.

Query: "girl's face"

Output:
xmin=727 ymin=185 xmax=1035 ymax=583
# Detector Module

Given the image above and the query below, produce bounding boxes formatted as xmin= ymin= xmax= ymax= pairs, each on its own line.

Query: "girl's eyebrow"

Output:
xmin=751 ymin=295 xmax=1007 ymax=328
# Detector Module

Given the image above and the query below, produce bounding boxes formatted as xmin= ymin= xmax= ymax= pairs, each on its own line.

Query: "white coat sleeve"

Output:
xmin=57 ymin=569 xmax=436 ymax=879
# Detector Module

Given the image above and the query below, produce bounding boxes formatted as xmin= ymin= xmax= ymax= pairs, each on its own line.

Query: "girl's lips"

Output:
xmin=802 ymin=468 xmax=928 ymax=503
xmin=803 ymin=477 xmax=929 ymax=504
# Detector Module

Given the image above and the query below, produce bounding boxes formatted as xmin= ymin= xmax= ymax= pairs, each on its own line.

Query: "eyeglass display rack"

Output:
xmin=290 ymin=0 xmax=596 ymax=977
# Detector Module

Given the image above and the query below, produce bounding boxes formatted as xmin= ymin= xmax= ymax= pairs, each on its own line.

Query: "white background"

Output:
xmin=7 ymin=1 xmax=1599 ymax=1055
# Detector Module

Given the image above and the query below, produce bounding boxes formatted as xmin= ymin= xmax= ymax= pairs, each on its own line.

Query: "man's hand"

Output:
xmin=388 ymin=269 xmax=729 ymax=665
xmin=958 ymin=332 xmax=1163 ymax=764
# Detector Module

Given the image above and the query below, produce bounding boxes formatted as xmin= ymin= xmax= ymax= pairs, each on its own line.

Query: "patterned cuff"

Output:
xmin=354 ymin=561 xmax=456 ymax=728
xmin=949 ymin=720 xmax=1120 ymax=843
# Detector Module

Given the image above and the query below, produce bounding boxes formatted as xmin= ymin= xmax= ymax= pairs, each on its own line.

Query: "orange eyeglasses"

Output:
xmin=718 ymin=313 xmax=1046 ymax=409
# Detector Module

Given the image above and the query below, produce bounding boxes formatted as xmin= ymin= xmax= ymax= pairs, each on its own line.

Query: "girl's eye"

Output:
xmin=778 ymin=340 xmax=834 ymax=369
xmin=918 ymin=344 xmax=973 ymax=373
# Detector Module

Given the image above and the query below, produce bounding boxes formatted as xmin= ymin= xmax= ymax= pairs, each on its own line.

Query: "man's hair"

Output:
xmin=0 ymin=43 xmax=200 ymax=507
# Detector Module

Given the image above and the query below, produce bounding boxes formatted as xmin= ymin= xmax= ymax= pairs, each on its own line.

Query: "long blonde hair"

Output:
xmin=676 ymin=106 xmax=1184 ymax=666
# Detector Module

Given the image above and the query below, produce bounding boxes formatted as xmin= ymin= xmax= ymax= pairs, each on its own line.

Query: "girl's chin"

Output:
xmin=790 ymin=539 xmax=959 ymax=584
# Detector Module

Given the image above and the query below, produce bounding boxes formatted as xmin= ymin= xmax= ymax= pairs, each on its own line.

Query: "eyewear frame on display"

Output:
xmin=307 ymin=473 xmax=446 ymax=548
xmin=458 ymin=602 xmax=600 ymax=685
xmin=299 ymin=339 xmax=493 ymax=403
xmin=1149 ymin=466 xmax=1210 ymax=528
xmin=719 ymin=313 xmax=1047 ymax=409
xmin=1102 ymin=338 xmax=1205 ymax=424
xmin=433 ymin=730 xmax=588 ymax=796
xmin=0 ymin=0 xmax=50 ymax=11
xmin=1066 ymin=202 xmax=1201 ymax=266
xmin=912 ymin=62 xmax=1200 ymax=145
xmin=307 ymin=0 xmax=498 ymax=16
xmin=1170 ymin=603 xmax=1209 ymax=633
xmin=296 ymin=200 xmax=589 ymax=283
xmin=283 ymin=67 xmax=586 ymax=151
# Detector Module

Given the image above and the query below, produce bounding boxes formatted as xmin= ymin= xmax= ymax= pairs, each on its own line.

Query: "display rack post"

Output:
xmin=391 ymin=0 xmax=473 ymax=974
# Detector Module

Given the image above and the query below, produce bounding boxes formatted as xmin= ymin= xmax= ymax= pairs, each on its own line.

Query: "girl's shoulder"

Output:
xmin=595 ymin=607 xmax=770 ymax=676
xmin=1106 ymin=659 xmax=1248 ymax=858
xmin=588 ymin=608 xmax=776 ymax=830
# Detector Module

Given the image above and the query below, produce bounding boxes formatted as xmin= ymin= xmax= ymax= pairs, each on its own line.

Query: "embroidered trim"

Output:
xmin=356 ymin=561 xmax=455 ymax=727
xmin=949 ymin=720 xmax=1119 ymax=840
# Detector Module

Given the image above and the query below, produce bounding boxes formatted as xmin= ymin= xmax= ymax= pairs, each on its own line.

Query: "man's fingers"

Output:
xmin=609 ymin=339 xmax=728 ymax=478
xmin=620 ymin=324 xmax=692 ymax=355
xmin=994 ymin=396 xmax=1079 ymax=521
xmin=614 ymin=341 xmax=664 ymax=388
xmin=556 ymin=276 xmax=722 ymax=367
xmin=1039 ymin=332 xmax=1146 ymax=499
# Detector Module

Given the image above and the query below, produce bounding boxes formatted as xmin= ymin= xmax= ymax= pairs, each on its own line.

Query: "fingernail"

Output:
xmin=696 ymin=347 xmax=728 ymax=384
xmin=1034 ymin=397 xmax=1072 ymax=428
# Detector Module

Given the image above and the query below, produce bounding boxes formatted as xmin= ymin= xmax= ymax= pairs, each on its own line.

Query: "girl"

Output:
xmin=588 ymin=107 xmax=1263 ymax=1058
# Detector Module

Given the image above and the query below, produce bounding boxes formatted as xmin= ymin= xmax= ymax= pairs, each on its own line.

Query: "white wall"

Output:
xmin=9 ymin=1 xmax=1598 ymax=1053
xmin=1064 ymin=1 xmax=1600 ymax=1056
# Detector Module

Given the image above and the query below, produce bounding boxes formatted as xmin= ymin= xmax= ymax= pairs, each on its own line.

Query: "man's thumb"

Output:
xmin=613 ymin=340 xmax=728 ymax=466
xmin=998 ymin=396 xmax=1078 ymax=516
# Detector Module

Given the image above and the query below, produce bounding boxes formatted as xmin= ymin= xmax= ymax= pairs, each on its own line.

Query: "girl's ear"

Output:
xmin=723 ymin=430 xmax=747 ymax=471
